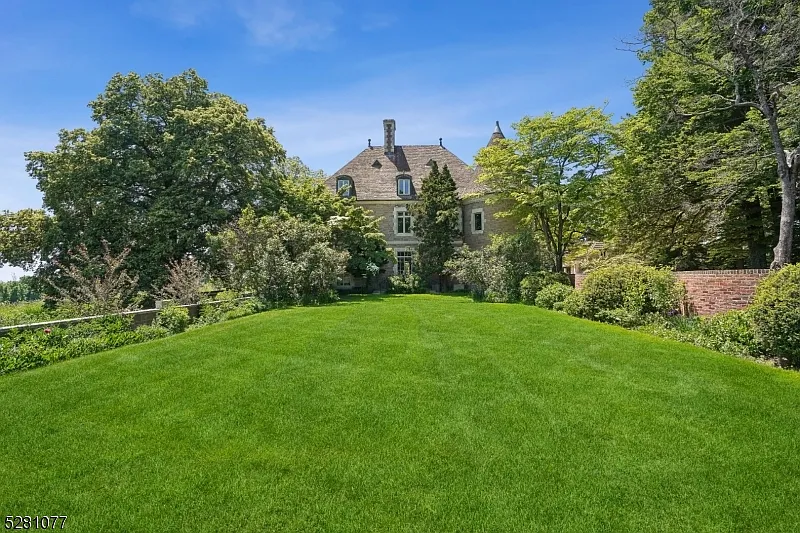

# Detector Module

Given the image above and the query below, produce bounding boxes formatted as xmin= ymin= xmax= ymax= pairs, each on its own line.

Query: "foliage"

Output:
xmin=215 ymin=208 xmax=348 ymax=306
xmin=388 ymin=274 xmax=425 ymax=294
xmin=561 ymin=290 xmax=589 ymax=318
xmin=0 ymin=276 xmax=40 ymax=303
xmin=640 ymin=310 xmax=761 ymax=361
xmin=750 ymin=264 xmax=800 ymax=365
xmin=277 ymin=177 xmax=393 ymax=280
xmin=578 ymin=264 xmax=684 ymax=325
xmin=25 ymin=69 xmax=286 ymax=293
xmin=0 ymin=209 xmax=49 ymax=270
xmin=411 ymin=162 xmax=461 ymax=283
xmin=446 ymin=233 xmax=547 ymax=303
xmin=534 ymin=283 xmax=575 ymax=310
xmin=49 ymin=240 xmax=140 ymax=316
xmin=0 ymin=316 xmax=169 ymax=375
xmin=158 ymin=256 xmax=205 ymax=305
xmin=520 ymin=271 xmax=572 ymax=305
xmin=445 ymin=246 xmax=516 ymax=302
xmin=0 ymin=301 xmax=78 ymax=328
xmin=612 ymin=0 xmax=800 ymax=268
xmin=194 ymin=292 xmax=262 ymax=327
xmin=153 ymin=305 xmax=191 ymax=334
xmin=475 ymin=107 xmax=616 ymax=271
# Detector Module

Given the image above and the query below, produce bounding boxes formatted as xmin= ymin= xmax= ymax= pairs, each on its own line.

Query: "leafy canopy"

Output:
xmin=25 ymin=69 xmax=285 ymax=292
xmin=475 ymin=107 xmax=615 ymax=272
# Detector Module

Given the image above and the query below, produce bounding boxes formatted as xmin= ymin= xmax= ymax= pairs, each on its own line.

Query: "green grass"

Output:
xmin=2 ymin=295 xmax=800 ymax=532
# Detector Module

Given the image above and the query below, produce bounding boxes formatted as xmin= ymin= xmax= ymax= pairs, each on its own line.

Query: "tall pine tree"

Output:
xmin=412 ymin=162 xmax=461 ymax=288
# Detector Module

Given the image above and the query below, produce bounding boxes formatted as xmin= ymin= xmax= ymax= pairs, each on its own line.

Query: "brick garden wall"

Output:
xmin=573 ymin=269 xmax=771 ymax=316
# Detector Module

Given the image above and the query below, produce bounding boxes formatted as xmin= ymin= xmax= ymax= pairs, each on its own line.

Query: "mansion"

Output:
xmin=325 ymin=119 xmax=514 ymax=285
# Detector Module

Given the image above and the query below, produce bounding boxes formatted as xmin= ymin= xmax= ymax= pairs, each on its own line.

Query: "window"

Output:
xmin=396 ymin=250 xmax=413 ymax=275
xmin=336 ymin=177 xmax=352 ymax=196
xmin=471 ymin=208 xmax=485 ymax=234
xmin=396 ymin=210 xmax=413 ymax=235
xmin=397 ymin=177 xmax=411 ymax=196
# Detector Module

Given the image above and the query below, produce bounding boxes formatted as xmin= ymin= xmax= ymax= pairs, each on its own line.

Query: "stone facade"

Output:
xmin=574 ymin=269 xmax=771 ymax=316
xmin=326 ymin=119 xmax=514 ymax=281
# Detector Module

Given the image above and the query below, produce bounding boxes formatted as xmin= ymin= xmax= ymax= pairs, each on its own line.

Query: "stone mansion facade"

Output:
xmin=325 ymin=119 xmax=514 ymax=285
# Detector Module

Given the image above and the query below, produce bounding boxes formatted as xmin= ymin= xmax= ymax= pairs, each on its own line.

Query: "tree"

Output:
xmin=411 ymin=162 xmax=461 ymax=286
xmin=475 ymin=107 xmax=615 ymax=272
xmin=214 ymin=208 xmax=348 ymax=305
xmin=636 ymin=0 xmax=800 ymax=268
xmin=278 ymin=176 xmax=393 ymax=282
xmin=25 ymin=69 xmax=285 ymax=292
xmin=0 ymin=209 xmax=49 ymax=270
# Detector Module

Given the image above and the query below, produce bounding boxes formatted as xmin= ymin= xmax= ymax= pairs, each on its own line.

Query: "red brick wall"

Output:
xmin=573 ymin=269 xmax=771 ymax=316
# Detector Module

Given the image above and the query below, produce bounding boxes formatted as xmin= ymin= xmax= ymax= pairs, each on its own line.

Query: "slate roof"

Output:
xmin=326 ymin=144 xmax=487 ymax=201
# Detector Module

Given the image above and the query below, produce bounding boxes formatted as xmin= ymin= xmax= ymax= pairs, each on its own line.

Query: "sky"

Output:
xmin=0 ymin=0 xmax=651 ymax=280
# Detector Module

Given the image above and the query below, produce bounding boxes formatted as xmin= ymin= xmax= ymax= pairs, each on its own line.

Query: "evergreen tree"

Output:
xmin=412 ymin=162 xmax=461 ymax=287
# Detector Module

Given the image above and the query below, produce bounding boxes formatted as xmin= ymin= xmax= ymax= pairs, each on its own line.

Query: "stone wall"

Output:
xmin=0 ymin=299 xmax=247 ymax=337
xmin=462 ymin=198 xmax=517 ymax=249
xmin=573 ymin=269 xmax=771 ymax=316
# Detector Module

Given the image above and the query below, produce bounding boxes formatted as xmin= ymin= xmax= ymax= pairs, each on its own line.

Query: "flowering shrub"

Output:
xmin=388 ymin=274 xmax=425 ymax=294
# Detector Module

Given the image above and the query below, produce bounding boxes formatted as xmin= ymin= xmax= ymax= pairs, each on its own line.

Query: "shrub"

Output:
xmin=47 ymin=240 xmax=140 ymax=315
xmin=579 ymin=265 xmax=684 ymax=325
xmin=750 ymin=264 xmax=800 ymax=366
xmin=638 ymin=310 xmax=760 ymax=361
xmin=158 ymin=256 xmax=205 ymax=305
xmin=445 ymin=247 xmax=516 ymax=302
xmin=215 ymin=208 xmax=348 ymax=306
xmin=153 ymin=305 xmax=191 ymax=334
xmin=561 ymin=290 xmax=588 ymax=318
xmin=0 ymin=316 xmax=170 ymax=375
xmin=388 ymin=274 xmax=425 ymax=294
xmin=534 ymin=283 xmax=574 ymax=310
xmin=520 ymin=272 xmax=572 ymax=305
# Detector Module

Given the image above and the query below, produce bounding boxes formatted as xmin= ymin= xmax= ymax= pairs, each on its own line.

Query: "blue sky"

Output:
xmin=0 ymin=0 xmax=650 ymax=280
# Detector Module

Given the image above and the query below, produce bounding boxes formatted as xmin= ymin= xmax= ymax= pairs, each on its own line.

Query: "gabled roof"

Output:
xmin=326 ymin=145 xmax=486 ymax=201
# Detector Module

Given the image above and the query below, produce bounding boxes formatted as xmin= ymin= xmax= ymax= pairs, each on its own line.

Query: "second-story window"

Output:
xmin=336 ymin=178 xmax=352 ymax=196
xmin=396 ymin=210 xmax=412 ymax=235
xmin=397 ymin=177 xmax=411 ymax=196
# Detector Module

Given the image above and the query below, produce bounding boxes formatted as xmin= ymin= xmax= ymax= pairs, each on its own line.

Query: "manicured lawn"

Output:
xmin=2 ymin=295 xmax=800 ymax=532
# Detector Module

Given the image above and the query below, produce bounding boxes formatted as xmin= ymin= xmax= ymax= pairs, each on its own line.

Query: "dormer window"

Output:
xmin=336 ymin=177 xmax=353 ymax=197
xmin=397 ymin=177 xmax=411 ymax=196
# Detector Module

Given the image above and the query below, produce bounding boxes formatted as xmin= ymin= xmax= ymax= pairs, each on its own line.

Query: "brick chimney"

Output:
xmin=383 ymin=119 xmax=396 ymax=155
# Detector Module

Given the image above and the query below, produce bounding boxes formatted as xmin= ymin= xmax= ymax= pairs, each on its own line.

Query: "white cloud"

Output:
xmin=131 ymin=0 xmax=340 ymax=50
xmin=235 ymin=0 xmax=339 ymax=49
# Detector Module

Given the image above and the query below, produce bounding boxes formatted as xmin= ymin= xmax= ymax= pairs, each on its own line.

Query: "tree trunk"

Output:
xmin=771 ymin=150 xmax=798 ymax=269
xmin=759 ymin=100 xmax=796 ymax=269
xmin=554 ymin=251 xmax=563 ymax=273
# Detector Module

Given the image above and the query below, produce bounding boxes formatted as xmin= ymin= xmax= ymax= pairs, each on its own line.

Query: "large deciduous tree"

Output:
xmin=25 ymin=69 xmax=285 ymax=292
xmin=638 ymin=0 xmax=800 ymax=268
xmin=411 ymin=161 xmax=461 ymax=286
xmin=475 ymin=107 xmax=615 ymax=272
